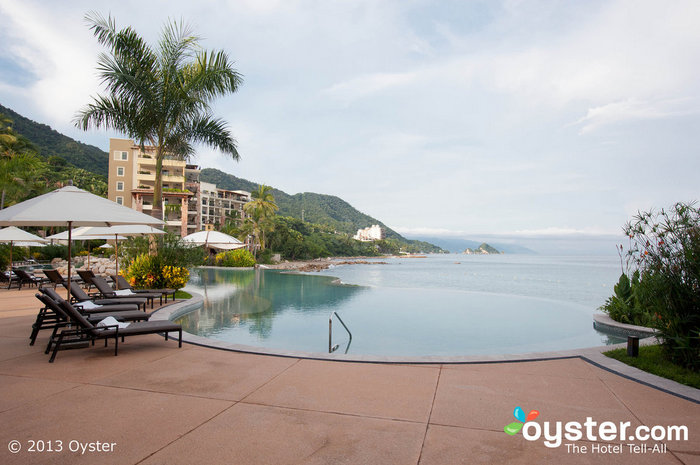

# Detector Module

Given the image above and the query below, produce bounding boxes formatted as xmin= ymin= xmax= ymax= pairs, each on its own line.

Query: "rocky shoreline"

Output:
xmin=264 ymin=257 xmax=390 ymax=272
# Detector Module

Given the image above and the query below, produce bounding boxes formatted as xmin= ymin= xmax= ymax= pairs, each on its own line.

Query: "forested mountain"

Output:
xmin=200 ymin=168 xmax=442 ymax=252
xmin=202 ymin=168 xmax=396 ymax=238
xmin=0 ymin=104 xmax=109 ymax=176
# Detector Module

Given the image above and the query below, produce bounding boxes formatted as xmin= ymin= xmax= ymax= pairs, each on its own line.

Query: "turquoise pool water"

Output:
xmin=175 ymin=254 xmax=626 ymax=356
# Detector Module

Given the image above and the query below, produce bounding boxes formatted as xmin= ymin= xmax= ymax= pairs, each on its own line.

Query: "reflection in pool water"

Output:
xmin=176 ymin=264 xmax=625 ymax=357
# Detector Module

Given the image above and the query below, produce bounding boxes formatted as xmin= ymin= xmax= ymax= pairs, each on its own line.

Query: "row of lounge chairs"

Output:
xmin=2 ymin=268 xmax=51 ymax=290
xmin=27 ymin=270 xmax=182 ymax=362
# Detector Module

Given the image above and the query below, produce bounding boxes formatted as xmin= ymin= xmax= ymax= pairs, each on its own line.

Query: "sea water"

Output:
xmin=176 ymin=254 xmax=627 ymax=357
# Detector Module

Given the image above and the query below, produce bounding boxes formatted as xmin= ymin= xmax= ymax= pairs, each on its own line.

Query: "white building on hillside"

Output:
xmin=354 ymin=224 xmax=385 ymax=241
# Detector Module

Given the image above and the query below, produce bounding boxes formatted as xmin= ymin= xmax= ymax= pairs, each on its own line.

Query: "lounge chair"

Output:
xmin=44 ymin=296 xmax=182 ymax=362
xmin=43 ymin=269 xmax=82 ymax=289
xmin=0 ymin=271 xmax=20 ymax=289
xmin=91 ymin=276 xmax=160 ymax=309
xmin=76 ymin=269 xmax=101 ymax=291
xmin=12 ymin=268 xmax=49 ymax=290
xmin=62 ymin=282 xmax=148 ymax=311
xmin=111 ymin=274 xmax=176 ymax=304
xmin=41 ymin=287 xmax=144 ymax=315
xmin=32 ymin=292 xmax=151 ymax=346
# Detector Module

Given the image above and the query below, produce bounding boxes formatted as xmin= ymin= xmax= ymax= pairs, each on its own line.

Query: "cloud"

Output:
xmin=574 ymin=98 xmax=698 ymax=134
xmin=0 ymin=1 xmax=99 ymax=131
xmin=508 ymin=227 xmax=619 ymax=237
xmin=322 ymin=71 xmax=419 ymax=103
xmin=1 ymin=0 xmax=699 ymax=241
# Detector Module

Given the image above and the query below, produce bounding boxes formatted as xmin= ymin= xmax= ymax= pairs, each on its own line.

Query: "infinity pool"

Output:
xmin=175 ymin=257 xmax=624 ymax=357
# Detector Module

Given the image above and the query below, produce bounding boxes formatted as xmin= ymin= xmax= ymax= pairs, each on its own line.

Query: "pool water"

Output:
xmin=175 ymin=255 xmax=626 ymax=356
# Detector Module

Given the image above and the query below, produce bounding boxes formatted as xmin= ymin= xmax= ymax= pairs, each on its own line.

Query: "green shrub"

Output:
xmin=119 ymin=233 xmax=205 ymax=269
xmin=0 ymin=245 xmax=10 ymax=270
xmin=600 ymin=271 xmax=655 ymax=326
xmin=257 ymin=248 xmax=274 ymax=265
xmin=215 ymin=248 xmax=256 ymax=267
xmin=36 ymin=244 xmax=69 ymax=261
xmin=622 ymin=202 xmax=700 ymax=370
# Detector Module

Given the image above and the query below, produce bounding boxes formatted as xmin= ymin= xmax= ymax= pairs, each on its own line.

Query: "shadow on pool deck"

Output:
xmin=0 ymin=287 xmax=698 ymax=465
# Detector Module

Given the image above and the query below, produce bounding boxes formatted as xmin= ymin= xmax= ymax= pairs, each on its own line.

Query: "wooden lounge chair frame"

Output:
xmin=62 ymin=282 xmax=148 ymax=311
xmin=43 ymin=269 xmax=81 ymax=289
xmin=91 ymin=276 xmax=159 ymax=309
xmin=111 ymin=274 xmax=176 ymax=304
xmin=32 ymin=292 xmax=149 ymax=346
xmin=12 ymin=267 xmax=49 ymax=290
xmin=45 ymin=297 xmax=182 ymax=363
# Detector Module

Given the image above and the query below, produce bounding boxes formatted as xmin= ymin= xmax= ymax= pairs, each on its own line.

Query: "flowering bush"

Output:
xmin=162 ymin=265 xmax=189 ymax=289
xmin=215 ymin=248 xmax=256 ymax=267
xmin=620 ymin=202 xmax=700 ymax=370
xmin=122 ymin=253 xmax=161 ymax=288
xmin=121 ymin=254 xmax=191 ymax=290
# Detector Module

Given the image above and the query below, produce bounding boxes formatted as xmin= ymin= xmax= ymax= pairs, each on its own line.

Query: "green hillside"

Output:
xmin=0 ymin=103 xmax=109 ymax=176
xmin=200 ymin=168 xmax=442 ymax=252
xmin=201 ymin=167 xmax=397 ymax=237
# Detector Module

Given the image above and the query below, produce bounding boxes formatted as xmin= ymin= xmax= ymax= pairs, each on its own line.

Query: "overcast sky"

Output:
xmin=1 ymin=0 xmax=698 ymax=249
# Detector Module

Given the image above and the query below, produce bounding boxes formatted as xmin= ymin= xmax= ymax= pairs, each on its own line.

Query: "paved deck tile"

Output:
xmin=142 ymin=402 xmax=425 ymax=465
xmin=244 ymin=358 xmax=440 ymax=422
xmin=94 ymin=348 xmax=298 ymax=401
xmin=0 ymin=384 xmax=232 ymax=465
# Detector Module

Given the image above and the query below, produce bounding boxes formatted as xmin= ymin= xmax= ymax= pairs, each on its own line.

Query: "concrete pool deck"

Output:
xmin=1 ymin=288 xmax=698 ymax=464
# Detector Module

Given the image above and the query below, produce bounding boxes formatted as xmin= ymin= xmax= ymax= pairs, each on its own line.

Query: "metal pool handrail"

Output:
xmin=329 ymin=311 xmax=352 ymax=353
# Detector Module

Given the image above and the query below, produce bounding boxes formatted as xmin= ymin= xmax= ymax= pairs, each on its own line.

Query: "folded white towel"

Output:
xmin=96 ymin=316 xmax=130 ymax=329
xmin=114 ymin=289 xmax=136 ymax=296
xmin=79 ymin=301 xmax=101 ymax=310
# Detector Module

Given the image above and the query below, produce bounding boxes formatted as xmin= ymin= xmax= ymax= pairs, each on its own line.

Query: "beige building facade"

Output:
xmin=108 ymin=138 xmax=250 ymax=236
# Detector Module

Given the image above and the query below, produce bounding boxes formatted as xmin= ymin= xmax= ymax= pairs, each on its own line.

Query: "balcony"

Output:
xmin=137 ymin=156 xmax=185 ymax=168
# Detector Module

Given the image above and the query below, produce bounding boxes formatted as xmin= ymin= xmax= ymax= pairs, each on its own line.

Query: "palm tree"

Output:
xmin=243 ymin=185 xmax=278 ymax=252
xmin=75 ymin=13 xmax=243 ymax=219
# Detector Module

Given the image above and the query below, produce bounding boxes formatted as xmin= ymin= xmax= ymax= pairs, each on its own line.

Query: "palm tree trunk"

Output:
xmin=152 ymin=149 xmax=164 ymax=221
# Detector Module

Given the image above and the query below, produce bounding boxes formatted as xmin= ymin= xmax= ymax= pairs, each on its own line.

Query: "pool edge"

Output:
xmin=150 ymin=293 xmax=699 ymax=403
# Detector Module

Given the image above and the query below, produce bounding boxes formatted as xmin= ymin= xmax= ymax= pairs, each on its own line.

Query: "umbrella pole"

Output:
xmin=114 ymin=233 xmax=119 ymax=290
xmin=66 ymin=222 xmax=72 ymax=301
xmin=87 ymin=241 xmax=90 ymax=271
xmin=9 ymin=240 xmax=12 ymax=272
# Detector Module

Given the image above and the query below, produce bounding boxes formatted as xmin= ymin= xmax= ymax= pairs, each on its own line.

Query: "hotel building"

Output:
xmin=107 ymin=138 xmax=251 ymax=236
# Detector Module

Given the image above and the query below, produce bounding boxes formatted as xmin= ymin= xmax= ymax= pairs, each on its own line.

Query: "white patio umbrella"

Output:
xmin=73 ymin=225 xmax=165 ymax=287
xmin=47 ymin=227 xmax=127 ymax=271
xmin=0 ymin=186 xmax=164 ymax=298
xmin=0 ymin=226 xmax=48 ymax=269
xmin=182 ymin=230 xmax=244 ymax=250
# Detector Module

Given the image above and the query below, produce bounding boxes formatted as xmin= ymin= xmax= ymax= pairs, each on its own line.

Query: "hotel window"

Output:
xmin=115 ymin=196 xmax=124 ymax=205
xmin=117 ymin=167 xmax=125 ymax=177
xmin=114 ymin=151 xmax=128 ymax=161
xmin=116 ymin=181 xmax=124 ymax=191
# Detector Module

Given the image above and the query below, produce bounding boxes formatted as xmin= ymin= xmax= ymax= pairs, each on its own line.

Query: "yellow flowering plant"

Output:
xmin=121 ymin=254 xmax=190 ymax=290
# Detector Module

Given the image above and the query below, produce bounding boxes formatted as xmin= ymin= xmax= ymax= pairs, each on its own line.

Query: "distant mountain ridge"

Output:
xmin=405 ymin=236 xmax=536 ymax=254
xmin=0 ymin=103 xmax=109 ymax=177
xmin=200 ymin=168 xmax=413 ymax=242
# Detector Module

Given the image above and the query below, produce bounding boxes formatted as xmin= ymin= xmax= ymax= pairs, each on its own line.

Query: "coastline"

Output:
xmin=262 ymin=256 xmax=393 ymax=272
xmin=260 ymin=254 xmax=427 ymax=273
